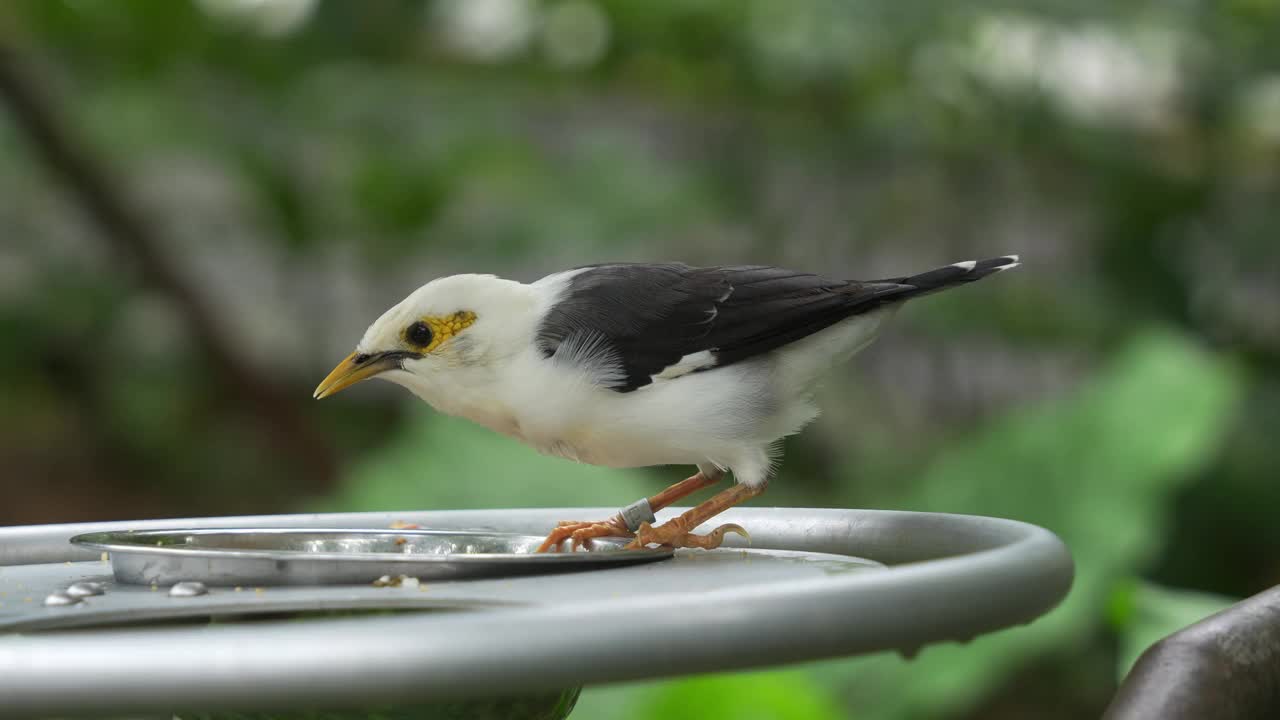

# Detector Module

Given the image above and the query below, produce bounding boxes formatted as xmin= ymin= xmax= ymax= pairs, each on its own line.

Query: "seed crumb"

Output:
xmin=373 ymin=574 xmax=422 ymax=588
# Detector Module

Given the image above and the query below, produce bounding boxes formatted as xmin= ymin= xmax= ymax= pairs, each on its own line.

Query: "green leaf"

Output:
xmin=640 ymin=671 xmax=844 ymax=720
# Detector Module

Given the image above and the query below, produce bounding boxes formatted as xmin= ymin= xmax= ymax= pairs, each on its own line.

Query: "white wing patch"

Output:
xmin=654 ymin=350 xmax=718 ymax=380
xmin=993 ymin=254 xmax=1021 ymax=271
xmin=549 ymin=330 xmax=628 ymax=388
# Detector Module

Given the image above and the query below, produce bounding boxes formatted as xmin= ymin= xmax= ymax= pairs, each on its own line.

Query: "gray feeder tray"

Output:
xmin=0 ymin=507 xmax=1072 ymax=717
xmin=70 ymin=528 xmax=675 ymax=586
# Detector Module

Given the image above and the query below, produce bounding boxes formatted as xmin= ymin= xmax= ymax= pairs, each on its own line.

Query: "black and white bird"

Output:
xmin=315 ymin=256 xmax=1020 ymax=551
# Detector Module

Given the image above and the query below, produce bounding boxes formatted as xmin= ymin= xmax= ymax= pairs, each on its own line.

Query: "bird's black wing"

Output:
xmin=535 ymin=263 xmax=910 ymax=392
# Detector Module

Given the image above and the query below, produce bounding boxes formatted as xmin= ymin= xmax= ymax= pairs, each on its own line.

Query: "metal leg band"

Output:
xmin=619 ymin=498 xmax=657 ymax=532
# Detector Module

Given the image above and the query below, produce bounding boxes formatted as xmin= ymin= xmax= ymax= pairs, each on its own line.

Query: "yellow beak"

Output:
xmin=313 ymin=352 xmax=406 ymax=399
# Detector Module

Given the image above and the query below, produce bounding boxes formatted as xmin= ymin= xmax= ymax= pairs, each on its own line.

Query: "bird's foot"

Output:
xmin=536 ymin=516 xmax=633 ymax=553
xmin=624 ymin=519 xmax=749 ymax=550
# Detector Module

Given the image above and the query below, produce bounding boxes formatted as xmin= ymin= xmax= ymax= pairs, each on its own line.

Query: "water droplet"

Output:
xmin=44 ymin=591 xmax=82 ymax=607
xmin=66 ymin=581 xmax=106 ymax=598
xmin=169 ymin=581 xmax=208 ymax=598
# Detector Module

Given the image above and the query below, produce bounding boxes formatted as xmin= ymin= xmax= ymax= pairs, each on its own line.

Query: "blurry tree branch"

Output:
xmin=1104 ymin=584 xmax=1280 ymax=720
xmin=0 ymin=44 xmax=336 ymax=495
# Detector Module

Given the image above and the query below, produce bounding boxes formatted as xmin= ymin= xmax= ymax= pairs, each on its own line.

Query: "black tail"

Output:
xmin=874 ymin=255 xmax=1020 ymax=299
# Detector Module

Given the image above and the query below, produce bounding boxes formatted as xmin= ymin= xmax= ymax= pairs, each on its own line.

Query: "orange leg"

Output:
xmin=625 ymin=483 xmax=762 ymax=550
xmin=645 ymin=471 xmax=723 ymax=512
xmin=535 ymin=517 xmax=631 ymax=553
xmin=535 ymin=471 xmax=722 ymax=552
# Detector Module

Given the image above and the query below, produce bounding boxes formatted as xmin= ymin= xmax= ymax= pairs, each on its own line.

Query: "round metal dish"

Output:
xmin=70 ymin=528 xmax=673 ymax=586
xmin=0 ymin=507 xmax=1073 ymax=717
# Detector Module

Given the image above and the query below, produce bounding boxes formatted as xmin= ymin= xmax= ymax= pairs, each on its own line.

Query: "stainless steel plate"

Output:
xmin=70 ymin=528 xmax=673 ymax=586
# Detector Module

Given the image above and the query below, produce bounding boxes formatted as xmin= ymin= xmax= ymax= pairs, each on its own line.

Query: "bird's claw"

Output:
xmin=624 ymin=521 xmax=750 ymax=550
xmin=536 ymin=517 xmax=633 ymax=553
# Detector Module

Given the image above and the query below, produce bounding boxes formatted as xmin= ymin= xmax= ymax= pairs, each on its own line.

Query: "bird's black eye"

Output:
xmin=353 ymin=353 xmax=371 ymax=365
xmin=406 ymin=321 xmax=434 ymax=348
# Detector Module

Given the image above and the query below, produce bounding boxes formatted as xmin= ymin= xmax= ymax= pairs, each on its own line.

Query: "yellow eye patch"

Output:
xmin=405 ymin=311 xmax=477 ymax=353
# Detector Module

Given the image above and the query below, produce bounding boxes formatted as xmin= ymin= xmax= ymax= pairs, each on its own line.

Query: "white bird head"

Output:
xmin=313 ymin=273 xmax=533 ymax=401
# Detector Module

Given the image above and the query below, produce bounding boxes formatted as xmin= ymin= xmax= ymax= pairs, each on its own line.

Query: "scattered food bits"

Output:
xmin=66 ymin=581 xmax=106 ymax=598
xmin=234 ymin=586 xmax=243 ymax=592
xmin=100 ymin=552 xmax=110 ymax=563
xmin=394 ymin=536 xmax=407 ymax=546
xmin=372 ymin=574 xmax=421 ymax=588
xmin=254 ymin=588 xmax=265 ymax=595
xmin=169 ymin=582 xmax=208 ymax=598
xmin=388 ymin=520 xmax=421 ymax=530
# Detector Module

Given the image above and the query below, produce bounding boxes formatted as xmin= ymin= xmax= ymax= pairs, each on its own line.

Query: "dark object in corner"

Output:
xmin=1104 ymin=584 xmax=1280 ymax=720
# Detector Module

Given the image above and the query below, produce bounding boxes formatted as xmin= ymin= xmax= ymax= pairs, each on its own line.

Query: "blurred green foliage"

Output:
xmin=318 ymin=409 xmax=656 ymax=511
xmin=3 ymin=1 xmax=1279 ymax=718
xmin=637 ymin=671 xmax=843 ymax=720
